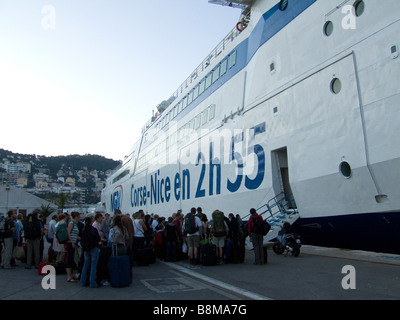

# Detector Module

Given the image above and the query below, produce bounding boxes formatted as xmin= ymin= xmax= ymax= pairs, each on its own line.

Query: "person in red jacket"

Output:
xmin=248 ymin=208 xmax=264 ymax=265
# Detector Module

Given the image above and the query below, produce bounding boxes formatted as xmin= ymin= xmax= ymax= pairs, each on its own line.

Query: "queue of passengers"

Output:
xmin=1 ymin=206 xmax=265 ymax=288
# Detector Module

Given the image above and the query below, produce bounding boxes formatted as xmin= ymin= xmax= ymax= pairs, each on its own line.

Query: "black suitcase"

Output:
xmin=97 ymin=246 xmax=112 ymax=282
xmin=238 ymin=240 xmax=246 ymax=263
xmin=136 ymin=246 xmax=155 ymax=266
xmin=51 ymin=262 xmax=67 ymax=275
xmin=263 ymin=246 xmax=268 ymax=264
xmin=201 ymin=243 xmax=217 ymax=266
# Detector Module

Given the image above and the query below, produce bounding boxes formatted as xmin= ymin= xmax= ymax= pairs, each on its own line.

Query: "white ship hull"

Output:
xmin=102 ymin=0 xmax=400 ymax=254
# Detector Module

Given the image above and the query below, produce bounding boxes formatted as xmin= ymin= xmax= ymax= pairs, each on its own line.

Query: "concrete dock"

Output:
xmin=0 ymin=245 xmax=399 ymax=301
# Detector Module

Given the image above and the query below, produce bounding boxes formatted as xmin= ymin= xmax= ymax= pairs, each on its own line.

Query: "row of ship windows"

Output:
xmin=119 ymin=50 xmax=236 ymax=180
xmin=155 ymin=51 xmax=237 ymax=131
xmin=112 ymin=169 xmax=129 ymax=184
xmin=114 ymin=104 xmax=216 ymax=182
xmin=138 ymin=104 xmax=217 ymax=168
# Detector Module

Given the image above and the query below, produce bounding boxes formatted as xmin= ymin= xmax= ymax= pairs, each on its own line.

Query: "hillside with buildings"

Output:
xmin=0 ymin=149 xmax=121 ymax=205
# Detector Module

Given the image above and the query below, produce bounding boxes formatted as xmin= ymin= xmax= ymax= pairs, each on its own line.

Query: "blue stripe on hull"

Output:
xmin=292 ymin=212 xmax=400 ymax=254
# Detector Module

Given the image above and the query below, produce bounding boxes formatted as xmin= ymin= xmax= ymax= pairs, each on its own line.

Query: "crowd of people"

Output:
xmin=0 ymin=206 xmax=268 ymax=288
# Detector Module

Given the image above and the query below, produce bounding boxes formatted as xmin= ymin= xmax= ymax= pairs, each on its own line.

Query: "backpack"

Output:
xmin=252 ymin=215 xmax=271 ymax=236
xmin=211 ymin=210 xmax=227 ymax=237
xmin=184 ymin=213 xmax=197 ymax=235
xmin=24 ymin=215 xmax=42 ymax=239
xmin=165 ymin=224 xmax=178 ymax=242
xmin=239 ymin=222 xmax=248 ymax=238
xmin=81 ymin=226 xmax=100 ymax=252
xmin=55 ymin=223 xmax=69 ymax=244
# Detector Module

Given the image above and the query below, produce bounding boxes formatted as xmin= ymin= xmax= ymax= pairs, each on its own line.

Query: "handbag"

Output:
xmin=182 ymin=242 xmax=188 ymax=254
xmin=13 ymin=245 xmax=26 ymax=261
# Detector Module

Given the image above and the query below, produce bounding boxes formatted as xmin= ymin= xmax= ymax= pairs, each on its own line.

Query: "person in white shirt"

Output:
xmin=47 ymin=215 xmax=57 ymax=245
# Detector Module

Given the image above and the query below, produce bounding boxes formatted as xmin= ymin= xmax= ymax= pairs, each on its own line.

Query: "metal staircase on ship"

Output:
xmin=244 ymin=192 xmax=300 ymax=244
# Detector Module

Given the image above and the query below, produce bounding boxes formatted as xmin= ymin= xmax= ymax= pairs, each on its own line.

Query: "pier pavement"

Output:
xmin=0 ymin=244 xmax=399 ymax=301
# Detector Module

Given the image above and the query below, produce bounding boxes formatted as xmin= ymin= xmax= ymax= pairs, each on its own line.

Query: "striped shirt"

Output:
xmin=69 ymin=221 xmax=79 ymax=244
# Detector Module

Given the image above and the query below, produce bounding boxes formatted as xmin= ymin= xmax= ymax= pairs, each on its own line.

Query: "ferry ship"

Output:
xmin=102 ymin=0 xmax=400 ymax=254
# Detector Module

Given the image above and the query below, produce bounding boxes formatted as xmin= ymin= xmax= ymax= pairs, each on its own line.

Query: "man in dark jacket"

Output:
xmin=1 ymin=211 xmax=16 ymax=269
xmin=80 ymin=217 xmax=101 ymax=288
xmin=227 ymin=213 xmax=240 ymax=263
xmin=24 ymin=211 xmax=43 ymax=269
xmin=165 ymin=217 xmax=179 ymax=262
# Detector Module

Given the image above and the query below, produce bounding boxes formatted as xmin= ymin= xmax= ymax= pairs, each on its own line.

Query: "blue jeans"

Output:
xmin=80 ymin=247 xmax=99 ymax=288
xmin=166 ymin=241 xmax=177 ymax=262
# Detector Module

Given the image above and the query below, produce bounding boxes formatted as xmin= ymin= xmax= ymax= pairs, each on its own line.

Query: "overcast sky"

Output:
xmin=0 ymin=0 xmax=241 ymax=161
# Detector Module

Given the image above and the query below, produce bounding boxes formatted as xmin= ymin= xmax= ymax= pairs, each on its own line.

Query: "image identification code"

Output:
xmin=153 ymin=304 xmax=247 ymax=317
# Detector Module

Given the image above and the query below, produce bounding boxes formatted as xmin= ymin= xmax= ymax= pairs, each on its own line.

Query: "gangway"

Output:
xmin=243 ymin=192 xmax=300 ymax=246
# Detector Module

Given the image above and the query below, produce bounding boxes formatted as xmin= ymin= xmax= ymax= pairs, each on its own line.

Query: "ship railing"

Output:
xmin=242 ymin=192 xmax=300 ymax=247
xmin=242 ymin=192 xmax=298 ymax=226
xmin=261 ymin=192 xmax=297 ymax=225
xmin=243 ymin=192 xmax=299 ymax=247
xmin=141 ymin=10 xmax=251 ymax=134
xmin=171 ymin=26 xmax=241 ymax=99
xmin=172 ymin=10 xmax=250 ymax=100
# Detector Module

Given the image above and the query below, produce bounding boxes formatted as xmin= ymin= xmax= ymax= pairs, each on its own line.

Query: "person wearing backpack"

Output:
xmin=248 ymin=208 xmax=265 ymax=265
xmin=53 ymin=213 xmax=68 ymax=264
xmin=210 ymin=210 xmax=228 ymax=265
xmin=80 ymin=216 xmax=101 ymax=288
xmin=24 ymin=211 xmax=43 ymax=269
xmin=227 ymin=213 xmax=240 ymax=264
xmin=1 ymin=211 xmax=16 ymax=269
xmin=165 ymin=216 xmax=180 ymax=262
xmin=184 ymin=207 xmax=202 ymax=265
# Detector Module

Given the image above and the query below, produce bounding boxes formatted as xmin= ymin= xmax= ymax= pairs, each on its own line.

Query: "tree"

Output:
xmin=37 ymin=204 xmax=56 ymax=219
xmin=57 ymin=192 xmax=70 ymax=212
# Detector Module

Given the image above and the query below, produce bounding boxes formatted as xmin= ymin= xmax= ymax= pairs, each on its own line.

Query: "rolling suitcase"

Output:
xmin=136 ymin=246 xmax=155 ymax=266
xmin=263 ymin=246 xmax=268 ymax=264
xmin=238 ymin=239 xmax=245 ymax=263
xmin=199 ymin=237 xmax=210 ymax=264
xmin=97 ymin=246 xmax=112 ymax=283
xmin=52 ymin=262 xmax=67 ymax=275
xmin=201 ymin=243 xmax=217 ymax=266
xmin=109 ymin=245 xmax=132 ymax=288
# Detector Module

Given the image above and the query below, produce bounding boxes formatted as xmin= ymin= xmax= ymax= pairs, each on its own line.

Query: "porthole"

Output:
xmin=391 ymin=45 xmax=399 ymax=59
xmin=279 ymin=0 xmax=288 ymax=11
xmin=269 ymin=62 xmax=277 ymax=75
xmin=340 ymin=161 xmax=352 ymax=179
xmin=330 ymin=78 xmax=342 ymax=94
xmin=323 ymin=21 xmax=334 ymax=37
xmin=353 ymin=0 xmax=365 ymax=17
xmin=270 ymin=63 xmax=275 ymax=72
